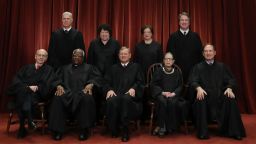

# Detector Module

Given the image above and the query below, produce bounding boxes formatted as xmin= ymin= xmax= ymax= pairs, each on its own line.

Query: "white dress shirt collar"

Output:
xmin=121 ymin=62 xmax=129 ymax=67
xmin=180 ymin=29 xmax=189 ymax=35
xmin=63 ymin=27 xmax=72 ymax=32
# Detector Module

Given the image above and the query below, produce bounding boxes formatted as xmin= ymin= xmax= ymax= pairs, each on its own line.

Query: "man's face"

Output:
xmin=100 ymin=29 xmax=110 ymax=41
xmin=179 ymin=15 xmax=190 ymax=30
xmin=119 ymin=49 xmax=131 ymax=63
xmin=203 ymin=45 xmax=216 ymax=61
xmin=163 ymin=54 xmax=174 ymax=68
xmin=143 ymin=28 xmax=152 ymax=40
xmin=72 ymin=52 xmax=83 ymax=65
xmin=62 ymin=14 xmax=73 ymax=28
xmin=35 ymin=50 xmax=48 ymax=65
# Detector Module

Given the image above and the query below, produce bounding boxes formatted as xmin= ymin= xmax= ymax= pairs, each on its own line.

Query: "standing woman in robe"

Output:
xmin=151 ymin=52 xmax=186 ymax=137
xmin=87 ymin=24 xmax=120 ymax=121
xmin=134 ymin=24 xmax=163 ymax=79
xmin=134 ymin=25 xmax=163 ymax=121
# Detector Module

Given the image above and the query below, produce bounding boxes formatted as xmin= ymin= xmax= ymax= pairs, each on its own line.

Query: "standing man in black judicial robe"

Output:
xmin=166 ymin=12 xmax=203 ymax=122
xmin=87 ymin=24 xmax=120 ymax=121
xmin=7 ymin=49 xmax=59 ymax=139
xmin=104 ymin=47 xmax=144 ymax=142
xmin=167 ymin=12 xmax=203 ymax=86
xmin=151 ymin=52 xmax=187 ymax=137
xmin=190 ymin=44 xmax=246 ymax=140
xmin=48 ymin=11 xmax=85 ymax=70
xmin=48 ymin=49 xmax=102 ymax=141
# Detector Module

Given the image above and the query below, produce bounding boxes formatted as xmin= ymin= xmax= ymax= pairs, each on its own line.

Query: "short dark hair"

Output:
xmin=97 ymin=24 xmax=112 ymax=37
xmin=141 ymin=24 xmax=154 ymax=34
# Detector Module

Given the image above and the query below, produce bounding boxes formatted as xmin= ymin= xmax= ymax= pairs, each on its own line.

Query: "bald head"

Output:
xmin=36 ymin=49 xmax=48 ymax=56
xmin=35 ymin=49 xmax=48 ymax=65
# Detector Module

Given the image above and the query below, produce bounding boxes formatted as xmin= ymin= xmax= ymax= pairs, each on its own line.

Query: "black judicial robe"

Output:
xmin=167 ymin=30 xmax=203 ymax=83
xmin=151 ymin=67 xmax=187 ymax=130
xmin=48 ymin=63 xmax=102 ymax=133
xmin=104 ymin=62 xmax=144 ymax=100
xmin=104 ymin=62 xmax=144 ymax=129
xmin=48 ymin=28 xmax=85 ymax=70
xmin=190 ymin=61 xmax=246 ymax=137
xmin=87 ymin=38 xmax=120 ymax=75
xmin=56 ymin=63 xmax=102 ymax=112
xmin=7 ymin=64 xmax=59 ymax=107
xmin=134 ymin=41 xmax=163 ymax=78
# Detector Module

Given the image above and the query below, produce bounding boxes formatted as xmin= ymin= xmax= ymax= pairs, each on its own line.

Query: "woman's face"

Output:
xmin=163 ymin=54 xmax=174 ymax=68
xmin=100 ymin=29 xmax=110 ymax=41
xmin=143 ymin=28 xmax=153 ymax=41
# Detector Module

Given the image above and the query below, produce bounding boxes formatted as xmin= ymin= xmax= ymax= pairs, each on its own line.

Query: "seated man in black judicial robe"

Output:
xmin=151 ymin=52 xmax=187 ymax=137
xmin=48 ymin=49 xmax=102 ymax=141
xmin=7 ymin=49 xmax=59 ymax=139
xmin=104 ymin=46 xmax=144 ymax=142
xmin=189 ymin=44 xmax=246 ymax=140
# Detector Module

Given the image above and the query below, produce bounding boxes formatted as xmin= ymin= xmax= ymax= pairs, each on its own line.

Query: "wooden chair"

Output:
xmin=6 ymin=99 xmax=48 ymax=135
xmin=146 ymin=63 xmax=189 ymax=134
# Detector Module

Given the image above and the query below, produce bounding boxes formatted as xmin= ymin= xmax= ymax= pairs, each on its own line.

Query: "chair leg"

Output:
xmin=102 ymin=115 xmax=106 ymax=127
xmin=149 ymin=105 xmax=155 ymax=133
xmin=136 ymin=120 xmax=140 ymax=131
xmin=184 ymin=120 xmax=189 ymax=134
xmin=6 ymin=112 xmax=13 ymax=134
xmin=39 ymin=105 xmax=45 ymax=135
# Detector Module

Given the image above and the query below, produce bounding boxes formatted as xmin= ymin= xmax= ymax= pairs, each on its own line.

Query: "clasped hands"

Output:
xmin=162 ymin=92 xmax=176 ymax=98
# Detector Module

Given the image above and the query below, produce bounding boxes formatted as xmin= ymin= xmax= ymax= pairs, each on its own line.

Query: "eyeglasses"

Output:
xmin=164 ymin=58 xmax=173 ymax=61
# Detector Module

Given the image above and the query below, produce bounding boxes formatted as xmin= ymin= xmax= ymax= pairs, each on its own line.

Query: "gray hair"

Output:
xmin=164 ymin=52 xmax=174 ymax=60
xmin=73 ymin=49 xmax=85 ymax=57
xmin=62 ymin=11 xmax=73 ymax=19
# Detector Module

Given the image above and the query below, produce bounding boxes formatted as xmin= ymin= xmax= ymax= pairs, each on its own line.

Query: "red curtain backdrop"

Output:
xmin=0 ymin=0 xmax=255 ymax=113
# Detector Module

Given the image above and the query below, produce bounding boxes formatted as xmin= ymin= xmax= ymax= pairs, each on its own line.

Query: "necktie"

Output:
xmin=184 ymin=32 xmax=186 ymax=35
xmin=64 ymin=30 xmax=69 ymax=34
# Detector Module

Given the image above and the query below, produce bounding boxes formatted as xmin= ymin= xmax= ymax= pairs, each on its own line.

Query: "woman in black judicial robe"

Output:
xmin=134 ymin=25 xmax=163 ymax=122
xmin=87 ymin=24 xmax=120 ymax=75
xmin=87 ymin=24 xmax=120 ymax=122
xmin=134 ymin=25 xmax=163 ymax=80
xmin=150 ymin=52 xmax=186 ymax=137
